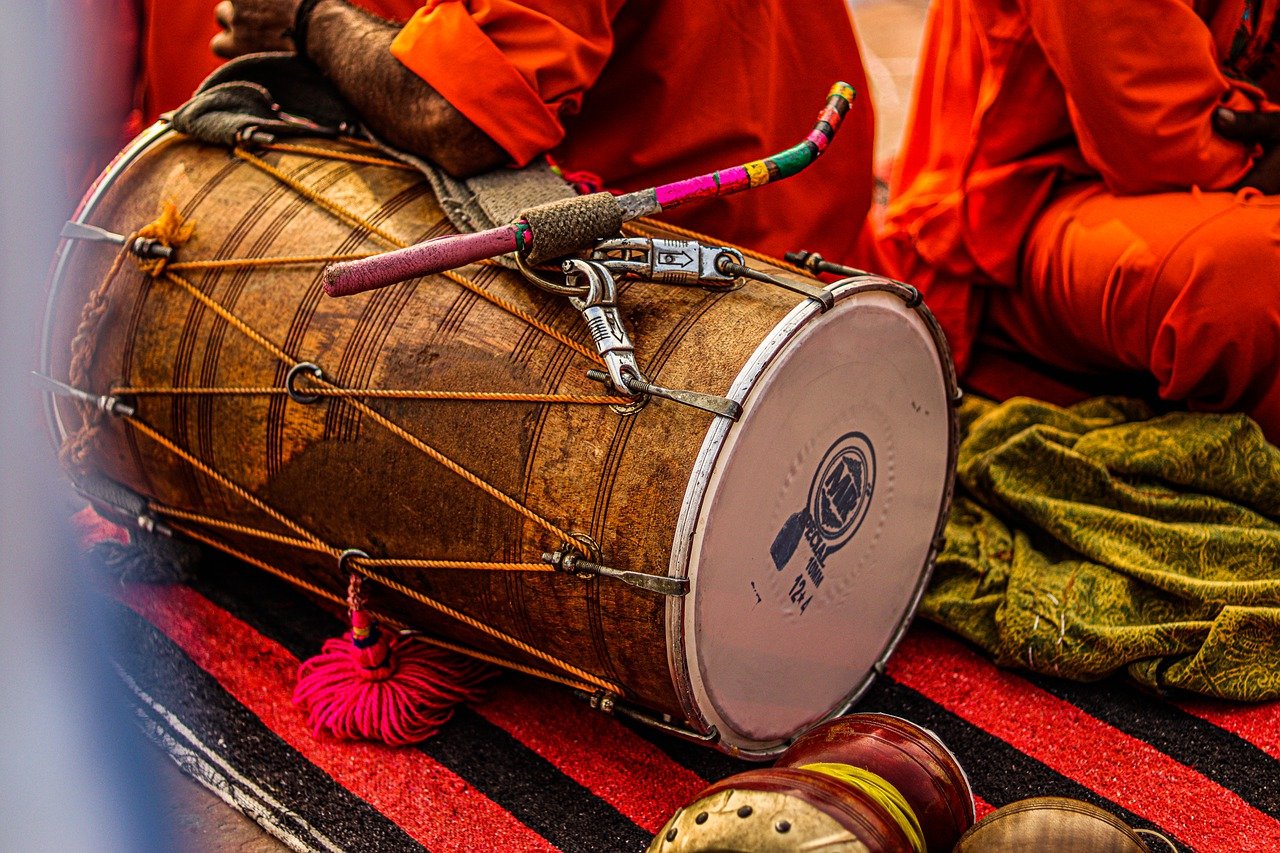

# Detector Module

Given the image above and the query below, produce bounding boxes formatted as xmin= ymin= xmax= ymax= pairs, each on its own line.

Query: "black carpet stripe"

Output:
xmin=193 ymin=557 xmax=652 ymax=853
xmin=190 ymin=558 xmax=342 ymax=661
xmin=856 ymin=677 xmax=1189 ymax=850
xmin=420 ymin=709 xmax=652 ymax=853
xmin=624 ymin=722 xmax=753 ymax=783
xmin=108 ymin=598 xmax=424 ymax=853
xmin=1026 ymin=674 xmax=1280 ymax=819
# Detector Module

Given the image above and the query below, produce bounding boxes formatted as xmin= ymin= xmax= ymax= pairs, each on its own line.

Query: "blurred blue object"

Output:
xmin=0 ymin=4 xmax=174 ymax=850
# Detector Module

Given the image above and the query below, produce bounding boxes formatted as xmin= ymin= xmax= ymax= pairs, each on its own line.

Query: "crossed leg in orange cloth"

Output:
xmin=879 ymin=0 xmax=1280 ymax=443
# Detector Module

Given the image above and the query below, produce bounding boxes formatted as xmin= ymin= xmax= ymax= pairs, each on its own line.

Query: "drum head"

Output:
xmin=670 ymin=282 xmax=955 ymax=755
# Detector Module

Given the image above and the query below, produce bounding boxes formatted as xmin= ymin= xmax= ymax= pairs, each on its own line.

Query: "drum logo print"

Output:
xmin=769 ymin=432 xmax=876 ymax=614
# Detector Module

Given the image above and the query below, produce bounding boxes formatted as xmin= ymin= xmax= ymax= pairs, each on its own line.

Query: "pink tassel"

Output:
xmin=293 ymin=577 xmax=495 ymax=746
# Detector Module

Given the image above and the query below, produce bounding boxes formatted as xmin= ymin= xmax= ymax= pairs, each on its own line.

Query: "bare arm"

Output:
xmin=304 ymin=0 xmax=506 ymax=175
xmin=212 ymin=0 xmax=507 ymax=176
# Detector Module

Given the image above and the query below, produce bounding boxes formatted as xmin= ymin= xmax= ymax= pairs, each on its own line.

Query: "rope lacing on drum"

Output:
xmin=122 ymin=418 xmax=620 ymax=696
xmin=166 ymin=517 xmax=616 ymax=695
xmin=54 ymin=146 xmax=663 ymax=696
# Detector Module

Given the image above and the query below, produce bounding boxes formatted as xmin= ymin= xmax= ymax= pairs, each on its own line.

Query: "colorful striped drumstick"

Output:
xmin=323 ymin=83 xmax=855 ymax=298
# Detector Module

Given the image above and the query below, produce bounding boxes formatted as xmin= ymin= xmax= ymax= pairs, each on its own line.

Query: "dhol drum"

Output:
xmin=44 ymin=127 xmax=958 ymax=757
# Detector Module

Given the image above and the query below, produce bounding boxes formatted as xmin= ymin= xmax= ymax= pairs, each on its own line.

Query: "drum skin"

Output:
xmin=779 ymin=713 xmax=975 ymax=851
xmin=45 ymin=130 xmax=958 ymax=753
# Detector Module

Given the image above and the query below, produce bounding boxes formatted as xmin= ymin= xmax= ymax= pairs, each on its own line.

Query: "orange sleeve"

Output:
xmin=390 ymin=0 xmax=621 ymax=166
xmin=1019 ymin=0 xmax=1261 ymax=194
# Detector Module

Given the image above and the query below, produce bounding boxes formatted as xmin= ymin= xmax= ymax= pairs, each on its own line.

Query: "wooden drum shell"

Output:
xmin=45 ymin=130 xmax=959 ymax=756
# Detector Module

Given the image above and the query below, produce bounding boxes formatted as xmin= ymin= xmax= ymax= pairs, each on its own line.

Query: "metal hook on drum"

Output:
xmin=337 ymin=548 xmax=369 ymax=574
xmin=514 ymin=250 xmax=590 ymax=296
xmin=286 ymin=362 xmax=325 ymax=404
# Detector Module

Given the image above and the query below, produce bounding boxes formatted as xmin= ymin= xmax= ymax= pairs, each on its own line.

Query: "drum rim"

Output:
xmin=42 ymin=122 xmax=172 ymax=447
xmin=664 ymin=276 xmax=960 ymax=759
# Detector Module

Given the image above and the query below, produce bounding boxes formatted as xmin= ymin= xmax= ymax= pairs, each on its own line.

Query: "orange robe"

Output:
xmin=879 ymin=0 xmax=1280 ymax=439
xmin=391 ymin=0 xmax=878 ymax=266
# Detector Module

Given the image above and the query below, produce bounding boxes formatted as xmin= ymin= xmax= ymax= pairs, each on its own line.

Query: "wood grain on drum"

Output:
xmin=47 ymin=134 xmax=809 ymax=718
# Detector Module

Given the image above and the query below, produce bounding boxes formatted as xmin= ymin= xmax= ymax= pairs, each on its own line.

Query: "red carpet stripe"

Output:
xmin=889 ymin=627 xmax=1280 ymax=850
xmin=118 ymin=583 xmax=558 ymax=853
xmin=1177 ymin=698 xmax=1280 ymax=761
xmin=187 ymin=560 xmax=656 ymax=850
xmin=973 ymin=794 xmax=994 ymax=821
xmin=860 ymin=677 xmax=1164 ymax=835
xmin=475 ymin=681 xmax=708 ymax=833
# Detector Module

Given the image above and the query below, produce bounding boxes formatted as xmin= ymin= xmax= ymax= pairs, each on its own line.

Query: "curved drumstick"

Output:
xmin=323 ymin=82 xmax=855 ymax=298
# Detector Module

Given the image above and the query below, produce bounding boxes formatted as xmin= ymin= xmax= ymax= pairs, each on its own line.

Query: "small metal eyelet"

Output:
xmin=286 ymin=362 xmax=324 ymax=404
xmin=569 ymin=532 xmax=602 ymax=563
xmin=338 ymin=548 xmax=369 ymax=574
xmin=900 ymin=283 xmax=923 ymax=308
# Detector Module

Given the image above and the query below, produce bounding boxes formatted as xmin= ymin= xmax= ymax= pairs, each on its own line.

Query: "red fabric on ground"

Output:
xmin=111 ymin=564 xmax=1280 ymax=848
xmin=889 ymin=627 xmax=1280 ymax=850
xmin=1177 ymin=697 xmax=1280 ymax=761
xmin=118 ymin=582 xmax=559 ymax=853
xmin=476 ymin=682 xmax=706 ymax=833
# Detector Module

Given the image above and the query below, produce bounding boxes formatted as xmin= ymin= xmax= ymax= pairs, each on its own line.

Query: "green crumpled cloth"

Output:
xmin=924 ymin=395 xmax=1280 ymax=701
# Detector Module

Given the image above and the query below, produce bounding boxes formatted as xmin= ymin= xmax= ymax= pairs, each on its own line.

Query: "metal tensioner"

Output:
xmin=589 ymin=237 xmax=743 ymax=288
xmin=561 ymin=258 xmax=743 ymax=421
xmin=593 ymin=235 xmax=833 ymax=310
xmin=541 ymin=545 xmax=688 ymax=597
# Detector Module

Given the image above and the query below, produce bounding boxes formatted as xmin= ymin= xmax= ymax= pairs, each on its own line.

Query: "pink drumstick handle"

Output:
xmin=322 ymin=226 xmax=519 ymax=297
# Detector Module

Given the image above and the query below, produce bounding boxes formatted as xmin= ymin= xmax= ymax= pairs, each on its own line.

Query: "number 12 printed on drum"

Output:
xmin=45 ymin=128 xmax=960 ymax=757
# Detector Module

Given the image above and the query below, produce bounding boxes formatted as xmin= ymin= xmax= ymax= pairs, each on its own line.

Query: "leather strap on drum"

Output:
xmin=520 ymin=193 xmax=625 ymax=264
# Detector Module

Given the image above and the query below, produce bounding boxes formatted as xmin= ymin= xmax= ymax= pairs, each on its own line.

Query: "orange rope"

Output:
xmin=359 ymin=557 xmax=553 ymax=573
xmin=115 ymin=385 xmax=628 ymax=405
xmin=167 ymin=518 xmax=604 ymax=693
xmin=440 ymin=269 xmax=602 ymax=364
xmin=234 ymin=146 xmax=603 ymax=365
xmin=167 ymin=515 xmax=618 ymax=694
xmin=167 ymin=253 xmax=375 ymax=272
xmin=151 ymin=504 xmax=554 ymax=573
xmin=59 ymin=192 xmax=631 ymax=697
xmin=164 ymin=269 xmax=294 ymax=363
xmin=259 ymin=142 xmax=416 ymax=171
xmin=233 ymin=148 xmax=406 ymax=249
xmin=61 ymin=242 xmax=135 ymax=473
xmin=335 ymin=392 xmax=580 ymax=546
xmin=150 ymin=504 xmax=332 ymax=554
xmin=128 ymin=418 xmax=326 ymax=547
xmin=169 ymin=519 xmax=341 ymax=603
xmin=356 ymin=565 xmax=622 ymax=694
xmin=154 ymin=267 xmax=586 ymax=547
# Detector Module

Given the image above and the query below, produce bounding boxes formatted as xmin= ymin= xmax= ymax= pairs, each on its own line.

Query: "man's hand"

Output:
xmin=1214 ymin=107 xmax=1280 ymax=194
xmin=211 ymin=0 xmax=302 ymax=59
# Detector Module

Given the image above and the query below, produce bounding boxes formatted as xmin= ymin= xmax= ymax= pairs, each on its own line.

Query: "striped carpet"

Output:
xmin=110 ymin=556 xmax=1280 ymax=852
